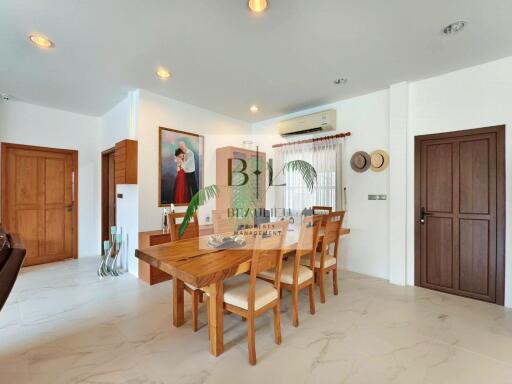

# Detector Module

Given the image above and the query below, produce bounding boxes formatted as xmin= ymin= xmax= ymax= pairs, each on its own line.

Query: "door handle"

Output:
xmin=420 ymin=207 xmax=430 ymax=224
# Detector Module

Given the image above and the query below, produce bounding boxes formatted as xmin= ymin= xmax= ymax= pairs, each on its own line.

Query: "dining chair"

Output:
xmin=222 ymin=220 xmax=289 ymax=365
xmin=258 ymin=216 xmax=322 ymax=327
xmin=311 ymin=205 xmax=333 ymax=216
xmin=311 ymin=206 xmax=333 ymax=253
xmin=168 ymin=212 xmax=204 ymax=331
xmin=168 ymin=212 xmax=199 ymax=242
xmin=302 ymin=211 xmax=345 ymax=303
xmin=212 ymin=209 xmax=237 ymax=234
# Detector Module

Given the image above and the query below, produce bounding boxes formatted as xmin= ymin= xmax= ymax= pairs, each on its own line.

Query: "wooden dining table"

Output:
xmin=135 ymin=226 xmax=350 ymax=357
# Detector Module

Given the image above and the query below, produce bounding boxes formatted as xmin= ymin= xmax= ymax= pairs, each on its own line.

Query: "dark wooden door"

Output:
xmin=2 ymin=144 xmax=78 ymax=266
xmin=415 ymin=126 xmax=505 ymax=305
xmin=101 ymin=148 xmax=116 ymax=252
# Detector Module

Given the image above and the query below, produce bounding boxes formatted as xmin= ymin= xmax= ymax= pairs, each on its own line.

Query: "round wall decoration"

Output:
xmin=370 ymin=150 xmax=389 ymax=172
xmin=350 ymin=151 xmax=371 ymax=173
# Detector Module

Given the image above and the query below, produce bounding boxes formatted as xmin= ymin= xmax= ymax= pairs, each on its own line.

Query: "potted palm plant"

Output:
xmin=179 ymin=159 xmax=317 ymax=237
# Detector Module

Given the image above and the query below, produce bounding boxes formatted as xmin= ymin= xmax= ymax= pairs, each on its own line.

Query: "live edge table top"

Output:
xmin=135 ymin=227 xmax=350 ymax=289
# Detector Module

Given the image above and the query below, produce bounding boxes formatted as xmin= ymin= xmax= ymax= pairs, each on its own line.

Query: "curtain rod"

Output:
xmin=272 ymin=131 xmax=351 ymax=148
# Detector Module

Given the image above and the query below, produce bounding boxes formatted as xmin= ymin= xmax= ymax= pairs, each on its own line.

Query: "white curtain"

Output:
xmin=273 ymin=138 xmax=343 ymax=215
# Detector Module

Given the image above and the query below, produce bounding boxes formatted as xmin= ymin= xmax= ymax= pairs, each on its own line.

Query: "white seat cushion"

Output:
xmin=301 ymin=253 xmax=337 ymax=268
xmin=185 ymin=283 xmax=209 ymax=295
xmin=258 ymin=260 xmax=313 ymax=285
xmin=185 ymin=282 xmax=199 ymax=290
xmin=223 ymin=274 xmax=278 ymax=310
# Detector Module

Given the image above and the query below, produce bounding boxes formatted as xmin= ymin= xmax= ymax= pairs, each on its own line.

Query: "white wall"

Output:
xmin=0 ymin=99 xmax=101 ymax=257
xmin=388 ymin=83 xmax=408 ymax=285
xmin=137 ymin=90 xmax=252 ymax=232
xmin=252 ymin=90 xmax=391 ymax=280
xmin=116 ymin=184 xmax=139 ymax=275
xmin=405 ymin=56 xmax=512 ymax=307
xmin=4 ymin=55 xmax=510 ymax=305
xmin=100 ymin=91 xmax=139 ymax=151
xmin=99 ymin=92 xmax=141 ymax=275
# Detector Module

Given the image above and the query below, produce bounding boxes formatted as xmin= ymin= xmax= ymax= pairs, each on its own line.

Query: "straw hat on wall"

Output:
xmin=350 ymin=151 xmax=371 ymax=173
xmin=370 ymin=150 xmax=389 ymax=172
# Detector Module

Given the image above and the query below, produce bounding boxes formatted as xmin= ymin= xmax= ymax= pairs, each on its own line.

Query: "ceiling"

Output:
xmin=1 ymin=0 xmax=512 ymax=122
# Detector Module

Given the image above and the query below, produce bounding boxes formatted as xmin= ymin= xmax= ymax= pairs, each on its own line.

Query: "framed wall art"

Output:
xmin=159 ymin=127 xmax=204 ymax=206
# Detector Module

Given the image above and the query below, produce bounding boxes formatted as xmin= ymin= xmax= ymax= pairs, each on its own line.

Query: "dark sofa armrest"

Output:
xmin=0 ymin=232 xmax=27 ymax=311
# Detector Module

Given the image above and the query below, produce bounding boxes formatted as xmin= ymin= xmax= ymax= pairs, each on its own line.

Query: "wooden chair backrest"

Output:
xmin=322 ymin=211 xmax=345 ymax=244
xmin=212 ymin=209 xmax=236 ymax=234
xmin=318 ymin=211 xmax=345 ymax=266
xmin=168 ymin=212 xmax=199 ymax=241
xmin=312 ymin=205 xmax=333 ymax=216
xmin=247 ymin=221 xmax=288 ymax=311
xmin=294 ymin=216 xmax=322 ymax=281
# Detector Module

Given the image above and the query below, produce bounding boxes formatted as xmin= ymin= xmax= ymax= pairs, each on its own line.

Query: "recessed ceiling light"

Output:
xmin=250 ymin=105 xmax=259 ymax=113
xmin=29 ymin=33 xmax=54 ymax=49
xmin=333 ymin=78 xmax=348 ymax=86
xmin=156 ymin=68 xmax=172 ymax=79
xmin=442 ymin=21 xmax=467 ymax=35
xmin=248 ymin=0 xmax=267 ymax=13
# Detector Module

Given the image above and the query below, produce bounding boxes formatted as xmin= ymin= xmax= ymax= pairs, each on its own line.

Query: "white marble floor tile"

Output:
xmin=0 ymin=257 xmax=511 ymax=384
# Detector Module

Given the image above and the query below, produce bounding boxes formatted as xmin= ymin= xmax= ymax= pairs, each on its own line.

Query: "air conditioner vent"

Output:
xmin=280 ymin=127 xmax=323 ymax=136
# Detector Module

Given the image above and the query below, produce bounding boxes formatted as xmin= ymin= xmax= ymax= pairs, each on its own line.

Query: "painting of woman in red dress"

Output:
xmin=173 ymin=148 xmax=190 ymax=204
xmin=159 ymin=127 xmax=204 ymax=207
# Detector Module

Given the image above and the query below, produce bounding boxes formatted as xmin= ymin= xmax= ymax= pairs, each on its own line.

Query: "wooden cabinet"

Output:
xmin=215 ymin=146 xmax=266 ymax=211
xmin=115 ymin=139 xmax=138 ymax=185
xmin=138 ymin=230 xmax=172 ymax=285
xmin=138 ymin=224 xmax=214 ymax=285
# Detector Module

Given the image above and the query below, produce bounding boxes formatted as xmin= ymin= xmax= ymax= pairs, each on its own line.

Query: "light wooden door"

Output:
xmin=2 ymin=144 xmax=77 ymax=266
xmin=415 ymin=126 xmax=505 ymax=305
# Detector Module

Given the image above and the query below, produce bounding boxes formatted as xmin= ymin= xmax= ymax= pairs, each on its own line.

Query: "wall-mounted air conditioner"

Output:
xmin=278 ymin=109 xmax=336 ymax=136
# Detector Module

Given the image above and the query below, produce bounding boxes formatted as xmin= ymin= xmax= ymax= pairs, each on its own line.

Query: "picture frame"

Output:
xmin=158 ymin=126 xmax=204 ymax=206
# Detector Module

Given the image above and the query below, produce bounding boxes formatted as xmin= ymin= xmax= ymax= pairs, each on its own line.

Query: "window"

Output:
xmin=274 ymin=140 xmax=342 ymax=215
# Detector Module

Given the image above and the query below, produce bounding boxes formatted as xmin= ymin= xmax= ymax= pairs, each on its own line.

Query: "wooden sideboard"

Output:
xmin=138 ymin=224 xmax=214 ymax=285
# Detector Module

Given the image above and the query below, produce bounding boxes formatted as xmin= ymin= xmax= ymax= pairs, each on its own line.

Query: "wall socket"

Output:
xmin=368 ymin=194 xmax=387 ymax=200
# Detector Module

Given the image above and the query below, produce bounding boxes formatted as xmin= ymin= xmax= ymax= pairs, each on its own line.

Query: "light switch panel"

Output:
xmin=368 ymin=194 xmax=387 ymax=200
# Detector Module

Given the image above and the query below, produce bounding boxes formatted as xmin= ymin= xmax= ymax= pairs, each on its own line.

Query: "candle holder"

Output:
xmin=98 ymin=240 xmax=111 ymax=277
xmin=110 ymin=232 xmax=123 ymax=276
xmin=97 ymin=226 xmax=124 ymax=277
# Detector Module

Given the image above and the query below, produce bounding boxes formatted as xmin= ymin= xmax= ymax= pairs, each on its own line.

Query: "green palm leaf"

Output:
xmin=282 ymin=160 xmax=317 ymax=192
xmin=178 ymin=185 xmax=219 ymax=238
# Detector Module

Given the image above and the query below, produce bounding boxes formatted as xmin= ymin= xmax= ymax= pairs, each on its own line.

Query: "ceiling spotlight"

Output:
xmin=248 ymin=0 xmax=267 ymax=13
xmin=333 ymin=78 xmax=348 ymax=86
xmin=156 ymin=68 xmax=172 ymax=79
xmin=250 ymin=105 xmax=259 ymax=113
xmin=29 ymin=33 xmax=55 ymax=48
xmin=442 ymin=21 xmax=467 ymax=35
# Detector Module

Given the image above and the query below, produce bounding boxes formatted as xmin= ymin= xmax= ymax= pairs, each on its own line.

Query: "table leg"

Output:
xmin=206 ymin=281 xmax=224 ymax=356
xmin=172 ymin=277 xmax=185 ymax=327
